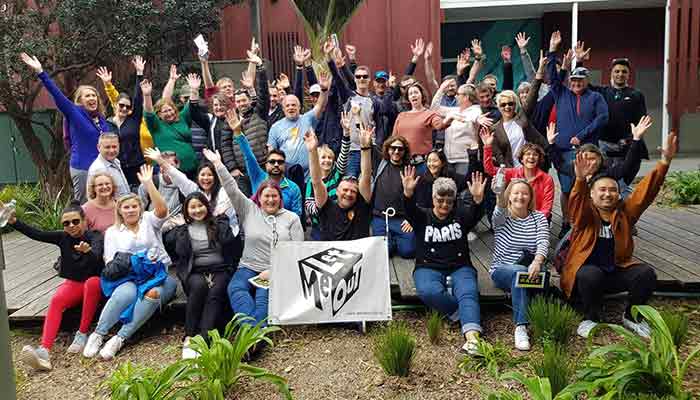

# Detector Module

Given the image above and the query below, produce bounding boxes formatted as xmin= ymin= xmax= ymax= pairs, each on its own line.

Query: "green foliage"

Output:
xmin=373 ymin=321 xmax=416 ymax=377
xmin=664 ymin=170 xmax=700 ymax=205
xmin=533 ymin=342 xmax=573 ymax=396
xmin=527 ymin=296 xmax=581 ymax=346
xmin=426 ymin=309 xmax=443 ymax=345
xmin=570 ymin=305 xmax=700 ymax=399
xmin=102 ymin=361 xmax=197 ymax=400
xmin=0 ymin=183 xmax=66 ymax=230
xmin=459 ymin=338 xmax=527 ymax=378
xmin=660 ymin=311 xmax=689 ymax=349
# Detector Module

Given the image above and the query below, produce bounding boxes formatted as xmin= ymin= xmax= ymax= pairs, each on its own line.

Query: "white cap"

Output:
xmin=309 ymin=84 xmax=322 ymax=94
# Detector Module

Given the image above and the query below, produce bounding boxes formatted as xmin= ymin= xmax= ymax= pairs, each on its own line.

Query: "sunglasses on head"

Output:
xmin=355 ymin=74 xmax=369 ymax=80
xmin=389 ymin=145 xmax=405 ymax=152
xmin=341 ymin=175 xmax=358 ymax=182
xmin=118 ymin=103 xmax=132 ymax=110
xmin=267 ymin=159 xmax=284 ymax=166
xmin=499 ymin=101 xmax=515 ymax=108
xmin=62 ymin=219 xmax=81 ymax=227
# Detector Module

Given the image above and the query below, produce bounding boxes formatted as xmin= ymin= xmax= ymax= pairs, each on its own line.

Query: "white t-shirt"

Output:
xmin=442 ymin=104 xmax=482 ymax=163
xmin=103 ymin=211 xmax=171 ymax=265
xmin=503 ymin=120 xmax=525 ymax=167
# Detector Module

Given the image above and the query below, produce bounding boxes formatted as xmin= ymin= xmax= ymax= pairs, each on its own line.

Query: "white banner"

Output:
xmin=268 ymin=237 xmax=393 ymax=325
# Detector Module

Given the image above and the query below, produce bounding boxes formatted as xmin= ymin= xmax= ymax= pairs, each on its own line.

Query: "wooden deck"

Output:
xmin=3 ymin=202 xmax=700 ymax=320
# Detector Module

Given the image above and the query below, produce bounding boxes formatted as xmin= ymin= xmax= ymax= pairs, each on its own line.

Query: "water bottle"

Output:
xmin=0 ymin=199 xmax=17 ymax=228
xmin=493 ymin=164 xmax=507 ymax=194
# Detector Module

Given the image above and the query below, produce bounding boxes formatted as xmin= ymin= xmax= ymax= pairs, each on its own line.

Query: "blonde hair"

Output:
xmin=87 ymin=172 xmax=116 ymax=200
xmin=496 ymin=90 xmax=521 ymax=113
xmin=114 ymin=193 xmax=143 ymax=227
xmin=216 ymin=77 xmax=234 ymax=88
xmin=73 ymin=85 xmax=105 ymax=115
xmin=154 ymin=98 xmax=180 ymax=122
xmin=317 ymin=145 xmax=335 ymax=161
xmin=504 ymin=178 xmax=536 ymax=212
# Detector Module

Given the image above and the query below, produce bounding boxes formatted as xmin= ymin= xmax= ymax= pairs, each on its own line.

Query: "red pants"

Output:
xmin=41 ymin=277 xmax=102 ymax=349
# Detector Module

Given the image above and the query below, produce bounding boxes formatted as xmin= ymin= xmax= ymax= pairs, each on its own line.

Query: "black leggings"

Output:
xmin=573 ymin=263 xmax=657 ymax=322
xmin=184 ymin=271 xmax=231 ymax=339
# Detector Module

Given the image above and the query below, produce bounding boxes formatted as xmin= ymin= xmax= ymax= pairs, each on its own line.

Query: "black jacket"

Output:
xmin=189 ymin=100 xmax=237 ymax=172
xmin=11 ymin=220 xmax=104 ymax=282
xmin=164 ymin=214 xmax=242 ymax=287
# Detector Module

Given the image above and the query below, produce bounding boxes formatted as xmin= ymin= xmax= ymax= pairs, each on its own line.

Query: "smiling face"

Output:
xmin=569 ymin=78 xmax=588 ymax=95
xmin=611 ymin=64 xmax=630 ymax=88
xmin=582 ymin=151 xmax=603 ymax=174
xmin=98 ymin=136 xmax=120 ymax=161
xmin=483 ymin=77 xmax=497 ymax=91
xmin=79 ymin=88 xmax=100 ymax=112
xmin=117 ymin=98 xmax=132 ymax=118
xmin=260 ymin=187 xmax=282 ymax=215
xmin=93 ymin=175 xmax=114 ymax=199
xmin=387 ymin=140 xmax=406 ymax=165
xmin=119 ymin=198 xmax=142 ymax=226
xmin=158 ymin=103 xmax=177 ymax=123
xmin=197 ymin=167 xmax=215 ymax=192
xmin=212 ymin=97 xmax=227 ymax=118
xmin=354 ymin=67 xmax=371 ymax=91
xmin=234 ymin=92 xmax=251 ymax=113
xmin=269 ymin=87 xmax=280 ymax=108
xmin=427 ymin=152 xmax=443 ymax=177
xmin=217 ymin=79 xmax=235 ymax=99
xmin=408 ymin=86 xmax=423 ymax=109
xmin=497 ymin=93 xmax=516 ymax=119
xmin=591 ymin=177 xmax=619 ymax=211
xmin=61 ymin=211 xmax=86 ymax=238
xmin=521 ymin=149 xmax=541 ymax=171
xmin=478 ymin=90 xmax=492 ymax=109
xmin=518 ymin=87 xmax=529 ymax=106
xmin=265 ymin=153 xmax=286 ymax=177
xmin=186 ymin=198 xmax=209 ymax=222
xmin=337 ymin=180 xmax=359 ymax=209
xmin=432 ymin=194 xmax=455 ymax=220
xmin=318 ymin=147 xmax=335 ymax=174
xmin=373 ymin=79 xmax=387 ymax=95
xmin=508 ymin=182 xmax=532 ymax=212
xmin=444 ymin=79 xmax=458 ymax=97
xmin=282 ymin=95 xmax=300 ymax=119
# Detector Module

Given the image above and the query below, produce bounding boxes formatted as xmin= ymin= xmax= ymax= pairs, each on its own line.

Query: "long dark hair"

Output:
xmin=196 ymin=161 xmax=222 ymax=210
xmin=182 ymin=192 xmax=218 ymax=246
xmin=425 ymin=149 xmax=449 ymax=179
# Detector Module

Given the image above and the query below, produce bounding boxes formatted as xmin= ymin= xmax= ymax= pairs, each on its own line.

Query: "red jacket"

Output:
xmin=484 ymin=146 xmax=554 ymax=218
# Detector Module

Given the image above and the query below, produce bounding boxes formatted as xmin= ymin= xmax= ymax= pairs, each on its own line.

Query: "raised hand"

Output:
xmin=574 ymin=40 xmax=591 ymax=61
xmin=515 ymin=32 xmax=530 ymax=50
xmin=574 ymin=151 xmax=598 ymax=179
xmin=456 ymin=51 xmax=469 ymax=75
xmin=479 ymin=126 xmax=494 ymax=146
xmin=323 ymin=37 xmax=335 ymax=57
xmin=240 ymin=70 xmax=254 ymax=89
xmin=202 ymin=148 xmax=223 ymax=166
xmin=340 ymin=110 xmax=351 ymax=132
xmin=549 ymin=30 xmax=562 ymax=52
xmin=169 ymin=64 xmax=181 ymax=82
xmin=318 ymin=70 xmax=332 ymax=90
xmin=293 ymin=45 xmax=305 ymax=66
xmin=546 ymin=122 xmax=559 ymax=144
xmin=143 ymin=147 xmax=162 ymax=163
xmin=332 ymin=47 xmax=346 ymax=67
xmin=467 ymin=171 xmax=487 ymax=203
xmin=74 ymin=241 xmax=92 ymax=254
xmin=388 ymin=71 xmax=397 ymax=88
xmin=359 ymin=125 xmax=374 ymax=148
xmin=225 ymin=108 xmax=241 ymax=133
xmin=536 ymin=50 xmax=547 ymax=79
xmin=20 ymin=53 xmax=43 ymax=73
xmin=501 ymin=45 xmax=512 ymax=63
xmin=425 ymin=41 xmax=433 ymax=60
xmin=137 ymin=164 xmax=155 ymax=184
xmin=439 ymin=78 xmax=455 ymax=92
xmin=471 ymin=39 xmax=483 ymax=58
xmin=277 ymin=73 xmax=290 ymax=89
xmin=303 ymin=128 xmax=318 ymax=151
xmin=562 ymin=49 xmax=574 ymax=71
xmin=250 ymin=37 xmax=260 ymax=55
xmin=186 ymin=73 xmax=201 ymax=90
xmin=140 ymin=79 xmax=153 ymax=97
xmin=132 ymin=56 xmax=146 ymax=75
xmin=345 ymin=44 xmax=357 ymax=60
xmin=659 ymin=132 xmax=678 ymax=164
xmin=96 ymin=66 xmax=112 ymax=84
xmin=411 ymin=38 xmax=425 ymax=59
xmin=400 ymin=165 xmax=421 ymax=193
xmin=631 ymin=115 xmax=652 ymax=141
xmin=247 ymin=49 xmax=262 ymax=66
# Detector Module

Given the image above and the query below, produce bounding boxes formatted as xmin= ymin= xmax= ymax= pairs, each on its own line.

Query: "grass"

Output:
xmin=527 ymin=295 xmax=581 ymax=346
xmin=532 ymin=342 xmax=572 ymax=396
xmin=459 ymin=338 xmax=527 ymax=378
xmin=426 ymin=310 xmax=443 ymax=345
xmin=373 ymin=321 xmax=416 ymax=377
xmin=660 ymin=311 xmax=689 ymax=349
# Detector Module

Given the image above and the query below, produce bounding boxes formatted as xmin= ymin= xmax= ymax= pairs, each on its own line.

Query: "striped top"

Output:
xmin=304 ymin=135 xmax=351 ymax=226
xmin=491 ymin=206 xmax=550 ymax=272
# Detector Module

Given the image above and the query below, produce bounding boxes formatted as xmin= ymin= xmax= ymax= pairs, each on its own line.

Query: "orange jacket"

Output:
xmin=561 ymin=161 xmax=669 ymax=297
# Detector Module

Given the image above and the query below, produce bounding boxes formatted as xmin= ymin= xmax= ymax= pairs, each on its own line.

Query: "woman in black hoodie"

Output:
xmin=7 ymin=201 xmax=104 ymax=371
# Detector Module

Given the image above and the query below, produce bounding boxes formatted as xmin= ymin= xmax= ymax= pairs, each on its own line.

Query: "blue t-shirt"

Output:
xmin=267 ymin=110 xmax=318 ymax=177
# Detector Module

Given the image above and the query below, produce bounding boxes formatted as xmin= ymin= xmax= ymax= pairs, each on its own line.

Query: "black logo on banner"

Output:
xmin=298 ymin=248 xmax=363 ymax=316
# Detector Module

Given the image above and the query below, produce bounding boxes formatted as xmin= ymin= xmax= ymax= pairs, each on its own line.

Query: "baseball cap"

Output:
xmin=374 ymin=71 xmax=389 ymax=81
xmin=309 ymin=84 xmax=322 ymax=94
xmin=611 ymin=57 xmax=631 ymax=69
xmin=570 ymin=67 xmax=590 ymax=79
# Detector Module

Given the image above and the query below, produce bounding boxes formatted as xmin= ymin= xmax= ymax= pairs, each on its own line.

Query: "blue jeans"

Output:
xmin=347 ymin=150 xmax=361 ymax=178
xmin=556 ymin=150 xmax=576 ymax=194
xmin=414 ymin=266 xmax=482 ymax=334
xmin=95 ymin=276 xmax=177 ymax=339
xmin=371 ymin=216 xmax=415 ymax=258
xmin=490 ymin=264 xmax=530 ymax=325
xmin=227 ymin=266 xmax=269 ymax=327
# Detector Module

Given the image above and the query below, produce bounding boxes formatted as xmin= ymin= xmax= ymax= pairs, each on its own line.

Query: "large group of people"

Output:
xmin=8 ymin=28 xmax=679 ymax=371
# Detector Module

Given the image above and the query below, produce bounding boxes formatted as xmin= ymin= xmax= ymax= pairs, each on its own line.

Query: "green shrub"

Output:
xmin=0 ymin=183 xmax=66 ymax=231
xmin=426 ymin=309 xmax=443 ymax=345
xmin=373 ymin=321 xmax=416 ymax=377
xmin=102 ymin=361 xmax=196 ymax=400
xmin=665 ymin=170 xmax=700 ymax=205
xmin=533 ymin=342 xmax=573 ymax=396
xmin=660 ymin=311 xmax=689 ymax=349
xmin=527 ymin=296 xmax=581 ymax=346
xmin=459 ymin=338 xmax=526 ymax=378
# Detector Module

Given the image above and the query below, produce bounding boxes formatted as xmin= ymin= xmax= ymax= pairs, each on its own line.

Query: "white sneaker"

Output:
xmin=99 ymin=335 xmax=125 ymax=360
xmin=514 ymin=325 xmax=531 ymax=351
xmin=67 ymin=331 xmax=88 ymax=354
xmin=83 ymin=333 xmax=104 ymax=358
xmin=181 ymin=337 xmax=199 ymax=360
xmin=623 ymin=316 xmax=651 ymax=339
xmin=467 ymin=231 xmax=478 ymax=242
xmin=20 ymin=345 xmax=52 ymax=371
xmin=577 ymin=320 xmax=598 ymax=338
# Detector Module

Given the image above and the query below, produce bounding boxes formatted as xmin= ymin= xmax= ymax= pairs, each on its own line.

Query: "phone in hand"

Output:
xmin=331 ymin=33 xmax=340 ymax=49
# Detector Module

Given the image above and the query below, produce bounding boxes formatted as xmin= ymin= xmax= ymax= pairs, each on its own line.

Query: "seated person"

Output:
xmin=87 ymin=132 xmax=131 ymax=198
xmin=490 ymin=179 xmax=550 ymax=351
xmin=563 ymin=133 xmax=677 ymax=339
xmin=402 ymin=166 xmax=487 ymax=355
xmin=138 ymin=150 xmax=185 ymax=232
xmin=9 ymin=201 xmax=103 ymax=371
xmin=306 ymin=125 xmax=372 ymax=241
xmin=83 ymin=172 xmax=117 ymax=233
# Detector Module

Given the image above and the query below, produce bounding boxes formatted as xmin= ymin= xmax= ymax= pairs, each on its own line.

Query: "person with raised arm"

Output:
xmin=565 ymin=133 xmax=678 ymax=339
xmin=21 ymin=53 xmax=111 ymax=203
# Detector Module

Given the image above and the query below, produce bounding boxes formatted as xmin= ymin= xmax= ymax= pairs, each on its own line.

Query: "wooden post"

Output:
xmin=0 ymin=234 xmax=17 ymax=399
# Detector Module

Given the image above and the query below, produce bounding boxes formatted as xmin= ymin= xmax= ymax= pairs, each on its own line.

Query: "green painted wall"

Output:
xmin=0 ymin=111 xmax=56 ymax=185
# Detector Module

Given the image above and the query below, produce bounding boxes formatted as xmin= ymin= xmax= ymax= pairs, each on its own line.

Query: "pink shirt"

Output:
xmin=82 ymin=202 xmax=116 ymax=233
xmin=392 ymin=110 xmax=443 ymax=156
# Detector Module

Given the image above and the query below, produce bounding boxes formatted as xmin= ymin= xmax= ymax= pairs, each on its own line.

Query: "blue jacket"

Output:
xmin=547 ymin=52 xmax=609 ymax=150
xmin=236 ymin=134 xmax=303 ymax=217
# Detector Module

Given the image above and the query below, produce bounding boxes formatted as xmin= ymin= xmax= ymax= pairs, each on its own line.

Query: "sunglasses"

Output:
xmin=389 ymin=145 xmax=405 ymax=152
xmin=499 ymin=102 xmax=515 ymax=108
xmin=341 ymin=175 xmax=359 ymax=182
xmin=117 ymin=103 xmax=132 ymax=110
xmin=355 ymin=74 xmax=369 ymax=80
xmin=434 ymin=198 xmax=454 ymax=206
xmin=62 ymin=219 xmax=82 ymax=227
xmin=267 ymin=159 xmax=285 ymax=166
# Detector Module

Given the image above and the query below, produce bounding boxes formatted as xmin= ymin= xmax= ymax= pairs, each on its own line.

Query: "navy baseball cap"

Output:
xmin=374 ymin=71 xmax=389 ymax=81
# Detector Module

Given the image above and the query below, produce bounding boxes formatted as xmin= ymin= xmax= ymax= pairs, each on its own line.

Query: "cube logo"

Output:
xmin=298 ymin=248 xmax=363 ymax=316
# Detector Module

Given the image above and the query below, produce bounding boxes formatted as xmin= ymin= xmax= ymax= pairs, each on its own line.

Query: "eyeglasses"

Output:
xmin=62 ymin=219 xmax=81 ymax=227
xmin=499 ymin=102 xmax=515 ymax=108
xmin=118 ymin=103 xmax=132 ymax=110
xmin=389 ymin=145 xmax=405 ymax=153
xmin=267 ymin=159 xmax=285 ymax=166
xmin=434 ymin=198 xmax=454 ymax=206
xmin=355 ymin=74 xmax=369 ymax=80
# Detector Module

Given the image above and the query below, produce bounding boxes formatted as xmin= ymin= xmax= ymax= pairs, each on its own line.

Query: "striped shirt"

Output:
xmin=491 ymin=206 xmax=550 ymax=272
xmin=304 ymin=135 xmax=351 ymax=226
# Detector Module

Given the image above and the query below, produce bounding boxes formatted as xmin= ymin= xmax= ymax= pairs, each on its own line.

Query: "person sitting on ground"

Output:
xmin=401 ymin=166 xmax=487 ymax=354
xmin=203 ymin=148 xmax=303 ymax=335
xmin=8 ymin=201 xmax=104 ymax=371
xmin=87 ymin=132 xmax=131 ymax=198
xmin=20 ymin=53 xmax=111 ymax=203
xmin=564 ymin=133 xmax=678 ymax=339
xmin=165 ymin=192 xmax=242 ymax=359
xmin=490 ymin=179 xmax=550 ymax=351
xmin=304 ymin=111 xmax=351 ymax=240
xmin=83 ymin=165 xmax=178 ymax=360
xmin=306 ymin=124 xmax=372 ymax=241
xmin=481 ymin=127 xmax=554 ymax=220
xmin=83 ymin=172 xmax=117 ymax=233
